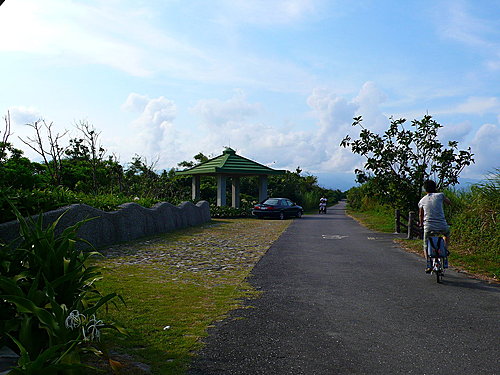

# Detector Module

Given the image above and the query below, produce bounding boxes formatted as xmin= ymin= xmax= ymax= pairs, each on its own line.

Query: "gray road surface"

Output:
xmin=189 ymin=201 xmax=500 ymax=375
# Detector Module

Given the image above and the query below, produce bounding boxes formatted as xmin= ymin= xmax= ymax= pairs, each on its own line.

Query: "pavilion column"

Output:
xmin=217 ymin=175 xmax=227 ymax=206
xmin=232 ymin=176 xmax=240 ymax=208
xmin=258 ymin=175 xmax=268 ymax=202
xmin=192 ymin=175 xmax=201 ymax=201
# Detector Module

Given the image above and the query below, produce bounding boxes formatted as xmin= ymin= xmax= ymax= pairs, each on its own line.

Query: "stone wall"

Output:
xmin=0 ymin=201 xmax=211 ymax=249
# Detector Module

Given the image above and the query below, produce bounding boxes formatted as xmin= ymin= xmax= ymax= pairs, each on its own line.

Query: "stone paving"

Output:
xmin=100 ymin=218 xmax=291 ymax=283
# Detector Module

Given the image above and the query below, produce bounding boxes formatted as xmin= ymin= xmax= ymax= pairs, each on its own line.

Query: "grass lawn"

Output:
xmin=88 ymin=218 xmax=291 ymax=374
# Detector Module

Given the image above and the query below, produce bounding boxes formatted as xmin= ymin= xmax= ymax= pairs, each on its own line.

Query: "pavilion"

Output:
xmin=175 ymin=148 xmax=286 ymax=207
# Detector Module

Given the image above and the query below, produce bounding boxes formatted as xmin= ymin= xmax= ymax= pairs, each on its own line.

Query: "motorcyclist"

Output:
xmin=319 ymin=197 xmax=327 ymax=213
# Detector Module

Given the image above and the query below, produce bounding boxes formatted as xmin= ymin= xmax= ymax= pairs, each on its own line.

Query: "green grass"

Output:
xmin=88 ymin=218 xmax=291 ymax=374
xmin=347 ymin=206 xmax=395 ymax=233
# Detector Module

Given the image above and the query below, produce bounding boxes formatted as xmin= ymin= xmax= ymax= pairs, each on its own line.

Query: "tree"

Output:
xmin=19 ymin=119 xmax=68 ymax=186
xmin=1 ymin=112 xmax=40 ymax=189
xmin=340 ymin=115 xmax=474 ymax=212
xmin=177 ymin=152 xmax=210 ymax=168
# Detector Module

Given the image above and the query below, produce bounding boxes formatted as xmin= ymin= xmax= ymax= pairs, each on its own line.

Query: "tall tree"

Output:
xmin=341 ymin=115 xmax=474 ymax=211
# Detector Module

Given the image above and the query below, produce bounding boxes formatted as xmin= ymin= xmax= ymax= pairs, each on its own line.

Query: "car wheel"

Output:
xmin=296 ymin=210 xmax=302 ymax=218
xmin=279 ymin=211 xmax=285 ymax=220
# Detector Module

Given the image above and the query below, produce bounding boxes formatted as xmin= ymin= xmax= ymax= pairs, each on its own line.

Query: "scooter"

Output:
xmin=319 ymin=203 xmax=327 ymax=214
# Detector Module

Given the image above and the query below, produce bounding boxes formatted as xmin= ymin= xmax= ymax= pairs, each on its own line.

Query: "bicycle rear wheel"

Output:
xmin=436 ymin=261 xmax=443 ymax=283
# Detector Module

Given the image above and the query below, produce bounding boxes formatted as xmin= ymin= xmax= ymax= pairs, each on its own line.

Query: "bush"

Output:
xmin=210 ymin=205 xmax=253 ymax=218
xmin=0 ymin=187 xmax=163 ymax=224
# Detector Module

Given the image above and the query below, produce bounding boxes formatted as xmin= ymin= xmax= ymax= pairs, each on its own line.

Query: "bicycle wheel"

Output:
xmin=436 ymin=261 xmax=443 ymax=283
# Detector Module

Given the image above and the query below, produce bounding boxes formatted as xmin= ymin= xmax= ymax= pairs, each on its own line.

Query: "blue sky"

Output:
xmin=1 ymin=0 xmax=499 ymax=190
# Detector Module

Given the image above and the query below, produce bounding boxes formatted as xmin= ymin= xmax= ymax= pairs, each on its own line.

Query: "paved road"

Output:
xmin=189 ymin=201 xmax=500 ymax=375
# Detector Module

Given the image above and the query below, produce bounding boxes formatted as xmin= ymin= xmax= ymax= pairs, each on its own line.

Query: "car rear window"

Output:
xmin=263 ymin=199 xmax=280 ymax=205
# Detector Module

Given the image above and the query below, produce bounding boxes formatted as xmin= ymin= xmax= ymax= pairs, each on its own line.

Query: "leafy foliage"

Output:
xmin=341 ymin=115 xmax=474 ymax=211
xmin=0 ymin=205 xmax=123 ymax=374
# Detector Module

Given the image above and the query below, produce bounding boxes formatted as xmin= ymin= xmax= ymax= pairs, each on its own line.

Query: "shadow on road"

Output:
xmin=440 ymin=274 xmax=500 ymax=293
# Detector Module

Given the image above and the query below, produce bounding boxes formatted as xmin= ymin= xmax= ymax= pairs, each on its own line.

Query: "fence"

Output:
xmin=395 ymin=209 xmax=423 ymax=239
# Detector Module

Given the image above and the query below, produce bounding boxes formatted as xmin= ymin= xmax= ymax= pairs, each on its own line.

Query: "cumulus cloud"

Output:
xmin=122 ymin=93 xmax=150 ymax=113
xmin=192 ymin=90 xmax=262 ymax=126
xmin=188 ymin=85 xmax=379 ymax=175
xmin=439 ymin=121 xmax=472 ymax=143
xmin=466 ymin=122 xmax=500 ymax=178
xmin=123 ymin=95 xmax=179 ymax=165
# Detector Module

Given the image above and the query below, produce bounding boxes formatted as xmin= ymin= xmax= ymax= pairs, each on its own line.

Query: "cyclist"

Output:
xmin=418 ymin=179 xmax=451 ymax=273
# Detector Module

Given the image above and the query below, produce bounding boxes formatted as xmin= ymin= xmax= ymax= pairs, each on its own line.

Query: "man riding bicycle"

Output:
xmin=418 ymin=180 xmax=451 ymax=273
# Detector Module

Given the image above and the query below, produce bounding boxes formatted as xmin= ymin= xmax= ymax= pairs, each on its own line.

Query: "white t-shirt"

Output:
xmin=418 ymin=192 xmax=449 ymax=232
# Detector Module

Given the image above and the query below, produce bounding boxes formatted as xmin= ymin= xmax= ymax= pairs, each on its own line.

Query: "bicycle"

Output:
xmin=426 ymin=232 xmax=449 ymax=283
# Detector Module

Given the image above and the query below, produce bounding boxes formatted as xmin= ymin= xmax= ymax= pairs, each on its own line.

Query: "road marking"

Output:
xmin=322 ymin=235 xmax=348 ymax=240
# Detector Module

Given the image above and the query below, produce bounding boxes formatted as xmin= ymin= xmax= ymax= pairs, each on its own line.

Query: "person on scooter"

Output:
xmin=418 ymin=179 xmax=451 ymax=273
xmin=319 ymin=197 xmax=327 ymax=213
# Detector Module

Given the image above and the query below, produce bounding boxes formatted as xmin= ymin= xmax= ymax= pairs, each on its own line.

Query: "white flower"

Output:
xmin=84 ymin=315 xmax=103 ymax=342
xmin=65 ymin=310 xmax=86 ymax=330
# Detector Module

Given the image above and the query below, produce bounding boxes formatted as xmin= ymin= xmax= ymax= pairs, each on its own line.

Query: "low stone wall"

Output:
xmin=0 ymin=201 xmax=211 ymax=249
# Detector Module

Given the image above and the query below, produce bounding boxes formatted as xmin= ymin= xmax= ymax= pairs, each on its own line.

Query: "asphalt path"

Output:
xmin=189 ymin=201 xmax=500 ymax=375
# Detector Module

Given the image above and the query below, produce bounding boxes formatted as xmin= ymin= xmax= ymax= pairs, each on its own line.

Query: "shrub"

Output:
xmin=210 ymin=205 xmax=253 ymax=218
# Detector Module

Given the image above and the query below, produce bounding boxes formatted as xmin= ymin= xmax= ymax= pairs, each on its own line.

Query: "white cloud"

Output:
xmin=187 ymin=85 xmax=378 ymax=175
xmin=192 ymin=90 xmax=262 ymax=126
xmin=8 ymin=106 xmax=42 ymax=126
xmin=466 ymin=122 xmax=500 ymax=178
xmin=0 ymin=0 xmax=209 ymax=77
xmin=454 ymin=96 xmax=500 ymax=115
xmin=122 ymin=93 xmax=150 ymax=113
xmin=124 ymin=96 xmax=179 ymax=164
xmin=439 ymin=121 xmax=472 ymax=143
xmin=353 ymin=81 xmax=388 ymax=131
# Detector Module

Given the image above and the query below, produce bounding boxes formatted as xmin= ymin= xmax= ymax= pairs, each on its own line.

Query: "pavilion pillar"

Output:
xmin=192 ymin=175 xmax=201 ymax=201
xmin=217 ymin=175 xmax=227 ymax=206
xmin=232 ymin=176 xmax=240 ymax=208
xmin=258 ymin=175 xmax=268 ymax=202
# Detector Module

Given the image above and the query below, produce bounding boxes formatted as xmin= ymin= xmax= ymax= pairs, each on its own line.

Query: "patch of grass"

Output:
xmin=347 ymin=207 xmax=395 ymax=233
xmin=89 ymin=218 xmax=291 ymax=374
xmin=396 ymin=238 xmax=499 ymax=282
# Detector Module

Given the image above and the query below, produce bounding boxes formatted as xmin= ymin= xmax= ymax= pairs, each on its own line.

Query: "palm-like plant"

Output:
xmin=0 ymin=204 xmax=124 ymax=374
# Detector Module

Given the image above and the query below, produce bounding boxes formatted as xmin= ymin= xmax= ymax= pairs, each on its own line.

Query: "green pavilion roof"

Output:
xmin=176 ymin=148 xmax=286 ymax=176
